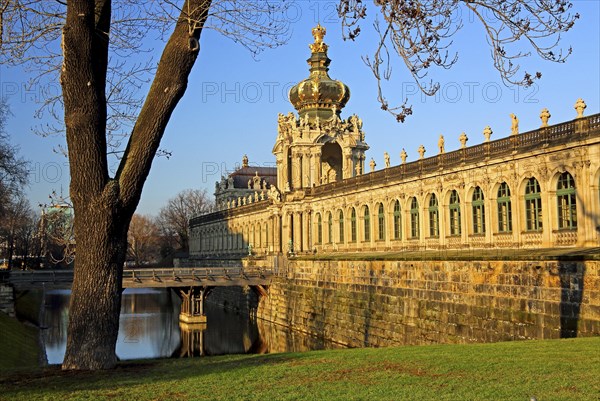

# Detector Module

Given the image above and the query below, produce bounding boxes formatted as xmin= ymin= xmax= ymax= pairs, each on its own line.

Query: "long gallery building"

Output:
xmin=190 ymin=25 xmax=600 ymax=259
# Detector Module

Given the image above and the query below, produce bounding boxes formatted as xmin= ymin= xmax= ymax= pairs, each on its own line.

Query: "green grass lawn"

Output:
xmin=1 ymin=337 xmax=598 ymax=401
xmin=0 ymin=312 xmax=39 ymax=372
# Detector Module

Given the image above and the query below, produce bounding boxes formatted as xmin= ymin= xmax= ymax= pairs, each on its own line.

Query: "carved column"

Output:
xmin=302 ymin=150 xmax=310 ymax=188
xmin=281 ymin=213 xmax=289 ymax=253
xmin=293 ymin=212 xmax=302 ymax=253
xmin=361 ymin=156 xmax=366 ymax=176
xmin=291 ymin=150 xmax=301 ymax=189
xmin=343 ymin=150 xmax=353 ymax=179
xmin=272 ymin=214 xmax=281 ymax=253
xmin=276 ymin=153 xmax=285 ymax=192
xmin=302 ymin=211 xmax=311 ymax=251
xmin=313 ymin=149 xmax=322 ymax=185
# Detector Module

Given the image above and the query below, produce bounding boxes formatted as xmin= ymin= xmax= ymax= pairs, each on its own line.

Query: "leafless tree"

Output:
xmin=0 ymin=99 xmax=28 ymax=208
xmin=39 ymin=201 xmax=75 ymax=268
xmin=0 ymin=193 xmax=32 ymax=268
xmin=157 ymin=188 xmax=212 ymax=253
xmin=1 ymin=0 xmax=291 ymax=370
xmin=0 ymin=0 xmax=580 ymax=370
xmin=338 ymin=0 xmax=579 ymax=121
xmin=13 ymin=209 xmax=41 ymax=269
xmin=127 ymin=213 xmax=161 ymax=267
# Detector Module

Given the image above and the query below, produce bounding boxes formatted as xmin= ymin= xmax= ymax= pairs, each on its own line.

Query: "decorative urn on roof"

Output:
xmin=288 ymin=24 xmax=350 ymax=122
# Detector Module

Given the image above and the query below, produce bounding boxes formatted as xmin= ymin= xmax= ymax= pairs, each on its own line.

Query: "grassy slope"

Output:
xmin=0 ymin=337 xmax=598 ymax=401
xmin=0 ymin=312 xmax=39 ymax=371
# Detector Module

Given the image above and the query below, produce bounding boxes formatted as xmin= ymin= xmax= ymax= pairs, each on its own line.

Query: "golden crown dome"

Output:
xmin=288 ymin=24 xmax=350 ymax=121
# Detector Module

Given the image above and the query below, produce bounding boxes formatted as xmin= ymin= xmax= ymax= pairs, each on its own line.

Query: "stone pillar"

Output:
xmin=541 ymin=184 xmax=552 ymax=247
xmin=512 ymin=183 xmax=522 ymax=245
xmin=178 ymin=287 xmax=207 ymax=324
xmin=276 ymin=153 xmax=286 ymax=193
xmin=291 ymin=151 xmax=301 ymax=189
xmin=343 ymin=150 xmax=353 ymax=179
xmin=580 ymin=162 xmax=597 ymax=246
xmin=484 ymin=191 xmax=493 ymax=246
xmin=460 ymin=188 xmax=468 ymax=246
xmin=302 ymin=211 xmax=310 ymax=252
xmin=302 ymin=151 xmax=310 ymax=188
xmin=313 ymin=150 xmax=322 ymax=186
xmin=272 ymin=214 xmax=281 ymax=253
xmin=281 ymin=213 xmax=290 ymax=253
xmin=293 ymin=212 xmax=302 ymax=253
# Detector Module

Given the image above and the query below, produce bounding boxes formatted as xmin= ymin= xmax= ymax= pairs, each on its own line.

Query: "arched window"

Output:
xmin=378 ymin=203 xmax=385 ymax=241
xmin=350 ymin=208 xmax=357 ymax=242
xmin=393 ymin=200 xmax=402 ymax=240
xmin=557 ymin=172 xmax=577 ymax=229
xmin=316 ymin=213 xmax=323 ymax=244
xmin=338 ymin=210 xmax=345 ymax=243
xmin=428 ymin=194 xmax=439 ymax=237
xmin=525 ymin=177 xmax=542 ymax=231
xmin=497 ymin=182 xmax=512 ymax=233
xmin=449 ymin=190 xmax=461 ymax=235
xmin=472 ymin=187 xmax=485 ymax=234
xmin=327 ymin=212 xmax=333 ymax=243
xmin=410 ymin=197 xmax=420 ymax=239
xmin=363 ymin=205 xmax=371 ymax=241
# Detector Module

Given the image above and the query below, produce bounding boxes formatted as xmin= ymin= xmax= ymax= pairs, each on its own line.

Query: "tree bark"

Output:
xmin=61 ymin=0 xmax=211 ymax=370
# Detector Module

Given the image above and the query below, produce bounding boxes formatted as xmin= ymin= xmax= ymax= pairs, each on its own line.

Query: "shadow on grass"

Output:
xmin=0 ymin=351 xmax=319 ymax=397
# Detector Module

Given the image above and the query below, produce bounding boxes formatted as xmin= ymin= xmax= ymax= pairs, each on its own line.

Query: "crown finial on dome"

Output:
xmin=309 ymin=24 xmax=328 ymax=53
xmin=289 ymin=25 xmax=350 ymax=120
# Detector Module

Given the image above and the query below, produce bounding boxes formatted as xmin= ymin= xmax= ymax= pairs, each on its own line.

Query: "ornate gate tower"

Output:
xmin=273 ymin=24 xmax=369 ymax=192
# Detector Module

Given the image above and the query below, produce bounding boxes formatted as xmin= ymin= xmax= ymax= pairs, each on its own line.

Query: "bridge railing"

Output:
xmin=123 ymin=266 xmax=272 ymax=283
xmin=8 ymin=269 xmax=74 ymax=285
xmin=6 ymin=266 xmax=274 ymax=287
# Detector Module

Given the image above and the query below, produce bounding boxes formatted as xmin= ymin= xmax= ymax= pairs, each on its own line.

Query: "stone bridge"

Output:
xmin=2 ymin=267 xmax=273 ymax=324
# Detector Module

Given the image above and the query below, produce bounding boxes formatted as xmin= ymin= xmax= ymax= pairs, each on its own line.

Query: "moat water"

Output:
xmin=13 ymin=288 xmax=342 ymax=366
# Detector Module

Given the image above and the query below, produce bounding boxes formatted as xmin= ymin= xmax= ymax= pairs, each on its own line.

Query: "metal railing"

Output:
xmin=124 ymin=266 xmax=272 ymax=283
xmin=6 ymin=266 xmax=273 ymax=287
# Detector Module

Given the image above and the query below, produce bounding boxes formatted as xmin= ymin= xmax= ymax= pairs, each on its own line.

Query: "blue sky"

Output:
xmin=1 ymin=1 xmax=599 ymax=216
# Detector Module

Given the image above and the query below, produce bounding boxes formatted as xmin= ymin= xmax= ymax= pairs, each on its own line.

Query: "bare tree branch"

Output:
xmin=338 ymin=0 xmax=579 ymax=122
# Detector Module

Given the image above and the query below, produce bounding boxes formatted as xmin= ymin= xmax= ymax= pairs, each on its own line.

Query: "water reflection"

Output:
xmin=17 ymin=288 xmax=343 ymax=366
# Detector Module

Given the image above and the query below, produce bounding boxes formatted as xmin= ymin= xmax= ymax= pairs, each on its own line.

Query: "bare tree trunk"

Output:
xmin=60 ymin=0 xmax=211 ymax=370
xmin=62 ymin=206 xmax=128 ymax=369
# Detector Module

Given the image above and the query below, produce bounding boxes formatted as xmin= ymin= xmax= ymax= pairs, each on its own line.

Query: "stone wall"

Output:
xmin=255 ymin=258 xmax=600 ymax=347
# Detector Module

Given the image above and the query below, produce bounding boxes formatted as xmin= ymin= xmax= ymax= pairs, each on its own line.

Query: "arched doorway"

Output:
xmin=321 ymin=142 xmax=342 ymax=184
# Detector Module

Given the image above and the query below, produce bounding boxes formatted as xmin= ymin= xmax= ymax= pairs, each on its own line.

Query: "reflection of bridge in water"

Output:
xmin=4 ymin=267 xmax=273 ymax=324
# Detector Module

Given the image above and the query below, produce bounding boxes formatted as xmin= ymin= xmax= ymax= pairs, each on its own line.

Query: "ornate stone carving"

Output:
xmin=459 ymin=132 xmax=468 ymax=149
xmin=540 ymin=108 xmax=551 ymax=127
xmin=268 ymin=185 xmax=281 ymax=203
xmin=418 ymin=145 xmax=426 ymax=159
xmin=384 ymin=152 xmax=390 ymax=168
xmin=483 ymin=126 xmax=493 ymax=142
xmin=369 ymin=158 xmax=376 ymax=172
xmin=574 ymin=98 xmax=586 ymax=118
xmin=400 ymin=148 xmax=407 ymax=164
xmin=510 ymin=114 xmax=519 ymax=136
xmin=438 ymin=134 xmax=445 ymax=154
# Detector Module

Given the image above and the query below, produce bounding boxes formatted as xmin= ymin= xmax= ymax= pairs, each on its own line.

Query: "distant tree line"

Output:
xmin=0 ymin=97 xmax=212 ymax=269
xmin=127 ymin=188 xmax=213 ymax=267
